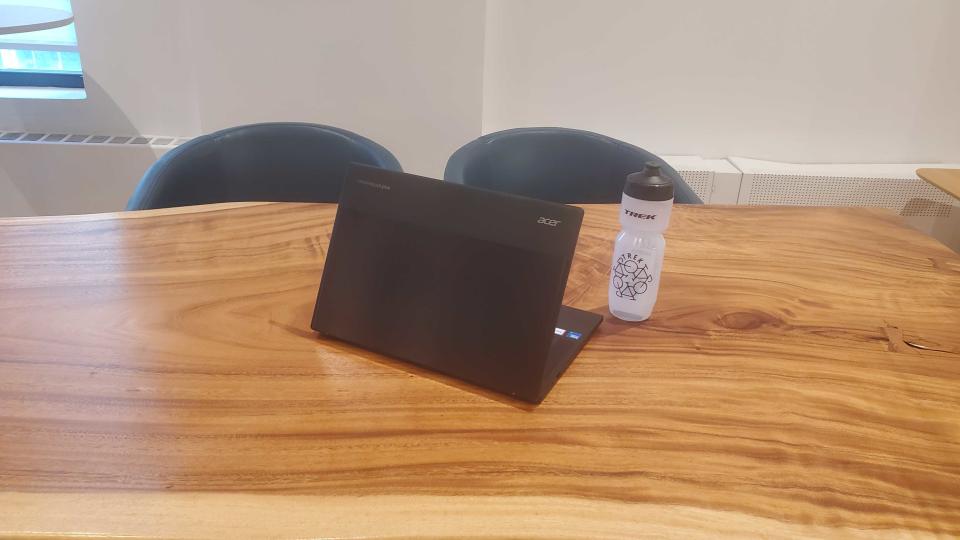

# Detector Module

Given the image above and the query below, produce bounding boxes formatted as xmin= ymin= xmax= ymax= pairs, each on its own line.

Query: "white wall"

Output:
xmin=482 ymin=0 xmax=960 ymax=164
xmin=2 ymin=0 xmax=960 ymax=219
xmin=0 ymin=0 xmax=485 ymax=177
xmin=183 ymin=0 xmax=485 ymax=176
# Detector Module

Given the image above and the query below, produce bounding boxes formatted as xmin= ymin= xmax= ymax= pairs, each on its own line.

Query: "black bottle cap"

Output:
xmin=624 ymin=162 xmax=674 ymax=201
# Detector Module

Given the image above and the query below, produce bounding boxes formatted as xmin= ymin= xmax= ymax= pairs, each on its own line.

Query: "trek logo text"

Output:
xmin=624 ymin=209 xmax=656 ymax=220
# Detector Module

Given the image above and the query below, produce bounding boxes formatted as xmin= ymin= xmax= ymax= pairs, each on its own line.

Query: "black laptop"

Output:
xmin=311 ymin=165 xmax=602 ymax=403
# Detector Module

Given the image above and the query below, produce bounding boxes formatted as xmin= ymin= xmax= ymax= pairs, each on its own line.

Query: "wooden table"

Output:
xmin=1 ymin=203 xmax=958 ymax=538
xmin=917 ymin=168 xmax=960 ymax=200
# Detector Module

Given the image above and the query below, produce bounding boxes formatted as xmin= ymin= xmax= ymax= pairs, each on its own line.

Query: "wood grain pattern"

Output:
xmin=917 ymin=167 xmax=960 ymax=199
xmin=0 ymin=202 xmax=958 ymax=538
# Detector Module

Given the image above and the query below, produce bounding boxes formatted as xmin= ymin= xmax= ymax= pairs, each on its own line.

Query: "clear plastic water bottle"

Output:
xmin=608 ymin=162 xmax=674 ymax=322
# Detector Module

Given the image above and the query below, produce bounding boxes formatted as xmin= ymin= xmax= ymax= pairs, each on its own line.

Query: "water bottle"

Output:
xmin=608 ymin=162 xmax=674 ymax=322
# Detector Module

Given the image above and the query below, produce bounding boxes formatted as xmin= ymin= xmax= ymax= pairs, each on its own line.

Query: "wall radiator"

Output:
xmin=1 ymin=133 xmax=956 ymax=250
xmin=0 ymin=131 xmax=184 ymax=216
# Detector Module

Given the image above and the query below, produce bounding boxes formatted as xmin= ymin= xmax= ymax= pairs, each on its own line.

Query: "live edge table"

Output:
xmin=1 ymin=203 xmax=958 ymax=538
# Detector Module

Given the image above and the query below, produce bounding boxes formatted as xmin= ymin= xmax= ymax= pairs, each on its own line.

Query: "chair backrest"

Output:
xmin=444 ymin=127 xmax=701 ymax=204
xmin=126 ymin=122 xmax=402 ymax=210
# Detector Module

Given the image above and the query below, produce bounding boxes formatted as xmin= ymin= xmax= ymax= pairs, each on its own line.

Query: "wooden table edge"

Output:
xmin=0 ymin=202 xmax=905 ymax=226
xmin=0 ymin=201 xmax=278 ymax=225
xmin=0 ymin=491 xmax=931 ymax=539
xmin=916 ymin=167 xmax=960 ymax=200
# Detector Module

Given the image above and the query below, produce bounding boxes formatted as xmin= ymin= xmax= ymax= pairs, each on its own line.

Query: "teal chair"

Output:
xmin=444 ymin=127 xmax=701 ymax=204
xmin=127 ymin=122 xmax=402 ymax=210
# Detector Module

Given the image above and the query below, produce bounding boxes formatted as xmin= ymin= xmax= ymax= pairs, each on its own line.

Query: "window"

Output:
xmin=0 ymin=0 xmax=84 ymax=99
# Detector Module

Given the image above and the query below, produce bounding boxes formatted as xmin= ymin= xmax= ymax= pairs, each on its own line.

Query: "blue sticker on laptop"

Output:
xmin=565 ymin=331 xmax=582 ymax=340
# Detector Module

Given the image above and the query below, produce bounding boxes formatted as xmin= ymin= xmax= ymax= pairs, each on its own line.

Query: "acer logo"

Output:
xmin=624 ymin=209 xmax=656 ymax=220
xmin=537 ymin=217 xmax=561 ymax=227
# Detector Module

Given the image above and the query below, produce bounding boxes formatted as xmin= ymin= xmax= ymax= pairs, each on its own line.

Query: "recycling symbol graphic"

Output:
xmin=612 ymin=253 xmax=653 ymax=301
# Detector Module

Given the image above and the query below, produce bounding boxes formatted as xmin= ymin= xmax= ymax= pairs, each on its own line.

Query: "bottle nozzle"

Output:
xmin=624 ymin=161 xmax=674 ymax=202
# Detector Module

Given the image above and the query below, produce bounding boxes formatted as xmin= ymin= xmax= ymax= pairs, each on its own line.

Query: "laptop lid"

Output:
xmin=311 ymin=165 xmax=584 ymax=402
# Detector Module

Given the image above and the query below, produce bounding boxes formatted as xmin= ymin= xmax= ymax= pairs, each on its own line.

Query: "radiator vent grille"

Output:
xmin=675 ymin=169 xmax=713 ymax=201
xmin=0 ymin=131 xmax=192 ymax=147
xmin=746 ymin=174 xmax=954 ymax=217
